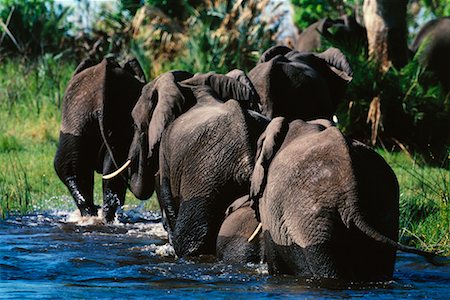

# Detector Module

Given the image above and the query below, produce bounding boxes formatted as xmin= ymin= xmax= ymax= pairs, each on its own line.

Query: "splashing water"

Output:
xmin=0 ymin=207 xmax=449 ymax=299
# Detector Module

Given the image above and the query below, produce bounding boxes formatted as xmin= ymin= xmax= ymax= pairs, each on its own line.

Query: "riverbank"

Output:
xmin=0 ymin=57 xmax=448 ymax=255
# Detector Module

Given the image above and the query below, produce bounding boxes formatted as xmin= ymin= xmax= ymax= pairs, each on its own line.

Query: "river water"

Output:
xmin=1 ymin=209 xmax=449 ymax=299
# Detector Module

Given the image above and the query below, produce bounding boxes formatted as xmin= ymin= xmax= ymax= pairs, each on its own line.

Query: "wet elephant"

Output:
xmin=249 ymin=117 xmax=435 ymax=281
xmin=248 ymin=45 xmax=353 ymax=121
xmin=54 ymin=57 xmax=145 ymax=222
xmin=216 ymin=195 xmax=262 ymax=264
xmin=296 ymin=15 xmax=367 ymax=55
xmin=410 ymin=17 xmax=450 ymax=92
xmin=103 ymin=70 xmax=261 ymax=257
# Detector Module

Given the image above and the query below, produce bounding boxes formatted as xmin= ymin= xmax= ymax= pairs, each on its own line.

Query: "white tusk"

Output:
xmin=248 ymin=223 xmax=262 ymax=242
xmin=103 ymin=160 xmax=131 ymax=179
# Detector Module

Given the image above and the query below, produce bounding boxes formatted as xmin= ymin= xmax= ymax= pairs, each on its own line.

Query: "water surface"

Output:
xmin=1 ymin=210 xmax=449 ymax=299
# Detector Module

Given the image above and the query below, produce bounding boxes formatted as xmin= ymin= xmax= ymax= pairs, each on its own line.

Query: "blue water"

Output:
xmin=1 ymin=211 xmax=449 ymax=299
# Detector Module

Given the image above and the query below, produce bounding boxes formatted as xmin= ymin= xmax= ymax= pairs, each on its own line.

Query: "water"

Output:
xmin=1 ymin=210 xmax=449 ymax=299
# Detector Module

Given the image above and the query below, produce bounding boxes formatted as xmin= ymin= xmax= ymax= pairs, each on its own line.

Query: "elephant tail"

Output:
xmin=352 ymin=213 xmax=447 ymax=266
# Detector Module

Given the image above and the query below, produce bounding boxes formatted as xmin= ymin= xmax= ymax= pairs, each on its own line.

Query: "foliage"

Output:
xmin=171 ymin=0 xmax=278 ymax=74
xmin=144 ymin=0 xmax=205 ymax=20
xmin=291 ymin=0 xmax=357 ymax=29
xmin=116 ymin=0 xmax=280 ymax=77
xmin=334 ymin=39 xmax=450 ymax=164
xmin=382 ymin=150 xmax=449 ymax=255
xmin=419 ymin=0 xmax=450 ymax=17
xmin=0 ymin=0 xmax=73 ymax=57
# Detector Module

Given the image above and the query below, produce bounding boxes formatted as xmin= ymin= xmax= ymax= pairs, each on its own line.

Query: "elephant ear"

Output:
xmin=316 ymin=47 xmax=353 ymax=81
xmin=248 ymin=55 xmax=290 ymax=118
xmin=73 ymin=57 xmax=97 ymax=75
xmin=123 ymin=58 xmax=147 ymax=83
xmin=146 ymin=71 xmax=194 ymax=159
xmin=100 ymin=58 xmax=145 ymax=167
xmin=180 ymin=72 xmax=259 ymax=105
xmin=314 ymin=47 xmax=353 ymax=110
xmin=250 ymin=117 xmax=289 ymax=220
xmin=316 ymin=17 xmax=334 ymax=37
xmin=258 ymin=45 xmax=293 ymax=63
xmin=224 ymin=195 xmax=250 ymax=218
xmin=226 ymin=69 xmax=260 ymax=111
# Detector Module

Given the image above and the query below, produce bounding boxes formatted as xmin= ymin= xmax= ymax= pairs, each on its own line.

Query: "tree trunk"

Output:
xmin=363 ymin=0 xmax=408 ymax=71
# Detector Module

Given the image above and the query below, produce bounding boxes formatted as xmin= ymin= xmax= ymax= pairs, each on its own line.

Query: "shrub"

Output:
xmin=0 ymin=0 xmax=73 ymax=57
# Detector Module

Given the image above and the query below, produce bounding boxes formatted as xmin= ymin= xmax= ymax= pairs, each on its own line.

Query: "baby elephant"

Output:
xmin=216 ymin=195 xmax=262 ymax=264
xmin=249 ymin=118 xmax=436 ymax=281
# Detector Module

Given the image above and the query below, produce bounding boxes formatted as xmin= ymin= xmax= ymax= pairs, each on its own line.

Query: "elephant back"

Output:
xmin=61 ymin=59 xmax=109 ymax=136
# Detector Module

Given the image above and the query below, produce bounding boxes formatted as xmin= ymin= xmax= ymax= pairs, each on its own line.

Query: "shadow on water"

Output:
xmin=1 ymin=210 xmax=449 ymax=299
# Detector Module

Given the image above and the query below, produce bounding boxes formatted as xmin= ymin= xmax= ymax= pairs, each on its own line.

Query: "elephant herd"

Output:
xmin=54 ymin=42 xmax=438 ymax=281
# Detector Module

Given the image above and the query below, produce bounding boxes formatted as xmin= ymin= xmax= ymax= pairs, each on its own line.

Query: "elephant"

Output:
xmin=103 ymin=69 xmax=259 ymax=201
xmin=103 ymin=70 xmax=262 ymax=257
xmin=248 ymin=117 xmax=436 ymax=281
xmin=248 ymin=45 xmax=353 ymax=121
xmin=156 ymin=85 xmax=268 ymax=257
xmin=295 ymin=15 xmax=367 ymax=55
xmin=54 ymin=57 xmax=145 ymax=222
xmin=216 ymin=195 xmax=262 ymax=264
xmin=410 ymin=17 xmax=450 ymax=92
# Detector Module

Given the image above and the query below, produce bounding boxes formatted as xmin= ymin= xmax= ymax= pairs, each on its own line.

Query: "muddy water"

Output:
xmin=1 ymin=209 xmax=449 ymax=299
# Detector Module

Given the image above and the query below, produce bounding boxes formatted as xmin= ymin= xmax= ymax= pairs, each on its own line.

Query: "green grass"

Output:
xmin=381 ymin=150 xmax=450 ymax=255
xmin=0 ymin=57 xmax=448 ymax=255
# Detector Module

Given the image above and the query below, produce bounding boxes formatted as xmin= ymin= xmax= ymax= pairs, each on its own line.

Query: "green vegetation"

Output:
xmin=334 ymin=44 xmax=450 ymax=164
xmin=382 ymin=150 xmax=449 ymax=255
xmin=0 ymin=0 xmax=72 ymax=57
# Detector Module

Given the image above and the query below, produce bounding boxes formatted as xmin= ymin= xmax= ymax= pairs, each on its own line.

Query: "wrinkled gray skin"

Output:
xmin=216 ymin=196 xmax=262 ymax=263
xmin=248 ymin=46 xmax=353 ymax=121
xmin=249 ymin=118 xmax=435 ymax=281
xmin=157 ymin=86 xmax=269 ymax=257
xmin=296 ymin=15 xmax=367 ymax=55
xmin=124 ymin=70 xmax=259 ymax=202
xmin=54 ymin=57 xmax=145 ymax=222
xmin=410 ymin=17 xmax=450 ymax=92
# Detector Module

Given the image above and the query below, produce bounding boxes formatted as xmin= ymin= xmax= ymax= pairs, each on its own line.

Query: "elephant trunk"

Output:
xmin=128 ymin=132 xmax=156 ymax=200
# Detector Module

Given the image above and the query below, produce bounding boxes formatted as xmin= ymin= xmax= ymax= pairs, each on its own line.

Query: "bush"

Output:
xmin=0 ymin=0 xmax=73 ymax=57
xmin=335 ymin=43 xmax=450 ymax=164
xmin=291 ymin=0 xmax=354 ymax=29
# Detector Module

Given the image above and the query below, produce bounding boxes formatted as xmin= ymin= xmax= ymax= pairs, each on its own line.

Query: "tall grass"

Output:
xmin=381 ymin=150 xmax=450 ymax=255
xmin=0 ymin=155 xmax=31 ymax=218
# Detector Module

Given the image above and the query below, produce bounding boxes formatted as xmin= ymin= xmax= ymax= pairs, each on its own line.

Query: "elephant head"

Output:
xmin=54 ymin=57 xmax=145 ymax=221
xmin=104 ymin=70 xmax=259 ymax=201
xmin=296 ymin=15 xmax=367 ymax=54
xmin=410 ymin=17 xmax=450 ymax=92
xmin=248 ymin=46 xmax=353 ymax=121
xmin=216 ymin=195 xmax=263 ymax=263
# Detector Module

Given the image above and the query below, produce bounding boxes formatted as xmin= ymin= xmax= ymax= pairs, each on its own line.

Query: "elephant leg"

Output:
xmin=263 ymin=230 xmax=294 ymax=275
xmin=264 ymin=230 xmax=312 ymax=276
xmin=54 ymin=132 xmax=98 ymax=216
xmin=301 ymin=243 xmax=341 ymax=279
xmin=172 ymin=196 xmax=219 ymax=257
xmin=157 ymin=176 xmax=178 ymax=242
xmin=102 ymin=152 xmax=127 ymax=222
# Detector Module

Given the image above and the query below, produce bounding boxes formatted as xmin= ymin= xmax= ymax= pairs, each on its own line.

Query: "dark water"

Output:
xmin=1 ymin=210 xmax=449 ymax=299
